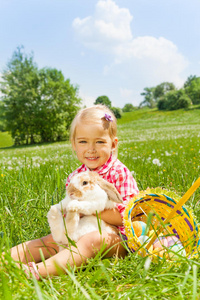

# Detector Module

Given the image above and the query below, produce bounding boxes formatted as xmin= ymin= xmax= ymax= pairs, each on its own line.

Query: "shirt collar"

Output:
xmin=93 ymin=155 xmax=117 ymax=174
xmin=79 ymin=155 xmax=117 ymax=174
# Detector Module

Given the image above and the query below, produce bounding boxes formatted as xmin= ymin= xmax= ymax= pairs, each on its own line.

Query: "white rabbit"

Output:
xmin=47 ymin=171 xmax=123 ymax=251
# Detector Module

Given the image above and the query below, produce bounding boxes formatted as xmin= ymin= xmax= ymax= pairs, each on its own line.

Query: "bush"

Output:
xmin=122 ymin=103 xmax=135 ymax=112
xmin=174 ymin=94 xmax=191 ymax=110
xmin=157 ymin=90 xmax=191 ymax=111
xmin=111 ymin=107 xmax=122 ymax=119
xmin=157 ymin=98 xmax=168 ymax=110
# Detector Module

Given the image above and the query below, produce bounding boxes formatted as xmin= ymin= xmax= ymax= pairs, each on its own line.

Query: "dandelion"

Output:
xmin=165 ymin=151 xmax=171 ymax=156
xmin=144 ymin=257 xmax=151 ymax=271
xmin=152 ymin=159 xmax=161 ymax=166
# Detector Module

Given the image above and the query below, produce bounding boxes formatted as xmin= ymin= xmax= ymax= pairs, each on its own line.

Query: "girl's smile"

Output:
xmin=72 ymin=122 xmax=118 ymax=170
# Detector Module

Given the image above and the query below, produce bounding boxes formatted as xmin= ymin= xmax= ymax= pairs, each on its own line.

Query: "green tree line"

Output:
xmin=139 ymin=77 xmax=200 ymax=110
xmin=0 ymin=47 xmax=81 ymax=145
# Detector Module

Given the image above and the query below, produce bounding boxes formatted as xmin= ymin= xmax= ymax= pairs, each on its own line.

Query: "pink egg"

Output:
xmin=166 ymin=236 xmax=181 ymax=247
xmin=153 ymin=236 xmax=168 ymax=250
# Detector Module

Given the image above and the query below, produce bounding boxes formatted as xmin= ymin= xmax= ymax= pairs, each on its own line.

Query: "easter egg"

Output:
xmin=168 ymin=243 xmax=186 ymax=259
xmin=138 ymin=235 xmax=153 ymax=252
xmin=153 ymin=236 xmax=168 ymax=250
xmin=131 ymin=221 xmax=147 ymax=237
xmin=166 ymin=236 xmax=180 ymax=247
xmin=138 ymin=235 xmax=149 ymax=244
xmin=152 ymin=248 xmax=167 ymax=258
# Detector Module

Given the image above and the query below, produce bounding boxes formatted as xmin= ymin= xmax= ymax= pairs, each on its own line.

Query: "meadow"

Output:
xmin=0 ymin=107 xmax=200 ymax=299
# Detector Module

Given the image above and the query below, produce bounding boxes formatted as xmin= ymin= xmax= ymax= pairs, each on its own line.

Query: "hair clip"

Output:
xmin=104 ymin=113 xmax=113 ymax=122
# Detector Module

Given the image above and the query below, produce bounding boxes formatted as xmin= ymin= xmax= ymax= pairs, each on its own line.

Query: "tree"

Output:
xmin=37 ymin=68 xmax=81 ymax=143
xmin=154 ymin=82 xmax=176 ymax=100
xmin=0 ymin=47 xmax=81 ymax=145
xmin=140 ymin=82 xmax=176 ymax=109
xmin=157 ymin=89 xmax=191 ymax=111
xmin=122 ymin=103 xmax=135 ymax=112
xmin=184 ymin=75 xmax=200 ymax=105
xmin=0 ymin=101 xmax=6 ymax=131
xmin=94 ymin=95 xmax=121 ymax=118
xmin=0 ymin=47 xmax=39 ymax=144
xmin=140 ymin=87 xmax=156 ymax=108
xmin=94 ymin=95 xmax=112 ymax=108
xmin=184 ymin=75 xmax=197 ymax=88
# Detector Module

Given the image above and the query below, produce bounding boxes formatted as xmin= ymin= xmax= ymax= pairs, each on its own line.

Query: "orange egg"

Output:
xmin=131 ymin=221 xmax=147 ymax=237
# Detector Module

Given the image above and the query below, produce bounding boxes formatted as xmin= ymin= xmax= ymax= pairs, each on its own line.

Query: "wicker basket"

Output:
xmin=123 ymin=182 xmax=200 ymax=260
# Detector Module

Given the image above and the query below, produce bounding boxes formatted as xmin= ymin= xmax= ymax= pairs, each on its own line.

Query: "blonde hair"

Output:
xmin=70 ymin=105 xmax=118 ymax=156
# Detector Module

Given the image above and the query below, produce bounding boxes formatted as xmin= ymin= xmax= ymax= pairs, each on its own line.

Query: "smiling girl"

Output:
xmin=10 ymin=105 xmax=139 ymax=279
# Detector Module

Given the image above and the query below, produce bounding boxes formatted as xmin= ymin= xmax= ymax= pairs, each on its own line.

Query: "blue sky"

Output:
xmin=0 ymin=0 xmax=200 ymax=108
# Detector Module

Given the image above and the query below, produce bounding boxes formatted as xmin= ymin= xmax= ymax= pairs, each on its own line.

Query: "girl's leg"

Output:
xmin=10 ymin=234 xmax=59 ymax=264
xmin=36 ymin=230 xmax=127 ymax=277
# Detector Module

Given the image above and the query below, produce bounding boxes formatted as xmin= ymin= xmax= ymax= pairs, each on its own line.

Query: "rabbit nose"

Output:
xmin=69 ymin=192 xmax=76 ymax=199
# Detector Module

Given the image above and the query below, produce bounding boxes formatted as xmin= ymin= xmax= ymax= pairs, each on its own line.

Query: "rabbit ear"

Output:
xmin=92 ymin=173 xmax=123 ymax=203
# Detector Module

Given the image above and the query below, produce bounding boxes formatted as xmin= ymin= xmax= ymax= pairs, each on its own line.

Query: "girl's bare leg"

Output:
xmin=37 ymin=230 xmax=127 ymax=277
xmin=10 ymin=234 xmax=59 ymax=264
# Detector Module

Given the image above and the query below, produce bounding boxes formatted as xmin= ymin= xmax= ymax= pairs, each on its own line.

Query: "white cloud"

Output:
xmin=120 ymin=87 xmax=133 ymax=98
xmin=119 ymin=88 xmax=141 ymax=106
xmin=72 ymin=0 xmax=188 ymax=103
xmin=73 ymin=0 xmax=132 ymax=50
xmin=79 ymin=90 xmax=96 ymax=107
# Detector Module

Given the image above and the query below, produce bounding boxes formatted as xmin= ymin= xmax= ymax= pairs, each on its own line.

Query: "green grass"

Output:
xmin=0 ymin=131 xmax=13 ymax=148
xmin=0 ymin=108 xmax=200 ymax=299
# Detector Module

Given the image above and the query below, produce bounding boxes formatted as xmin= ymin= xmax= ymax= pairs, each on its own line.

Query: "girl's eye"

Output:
xmin=97 ymin=141 xmax=104 ymax=144
xmin=82 ymin=181 xmax=88 ymax=186
xmin=79 ymin=141 xmax=86 ymax=143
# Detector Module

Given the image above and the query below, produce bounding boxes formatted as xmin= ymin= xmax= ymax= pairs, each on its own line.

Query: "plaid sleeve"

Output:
xmin=114 ymin=167 xmax=139 ymax=218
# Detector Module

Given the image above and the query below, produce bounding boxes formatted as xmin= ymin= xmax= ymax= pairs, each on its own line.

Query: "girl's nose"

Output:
xmin=88 ymin=143 xmax=96 ymax=152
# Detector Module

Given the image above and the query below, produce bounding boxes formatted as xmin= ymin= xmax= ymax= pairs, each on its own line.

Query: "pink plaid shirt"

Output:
xmin=66 ymin=155 xmax=139 ymax=235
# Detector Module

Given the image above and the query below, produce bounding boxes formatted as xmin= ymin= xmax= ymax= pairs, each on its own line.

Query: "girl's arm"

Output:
xmin=97 ymin=208 xmax=123 ymax=226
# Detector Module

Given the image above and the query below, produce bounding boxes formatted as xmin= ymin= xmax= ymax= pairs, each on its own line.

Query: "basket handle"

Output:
xmin=146 ymin=177 xmax=200 ymax=250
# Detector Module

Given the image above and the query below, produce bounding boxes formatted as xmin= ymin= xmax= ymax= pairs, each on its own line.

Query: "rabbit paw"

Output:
xmin=67 ymin=200 xmax=80 ymax=212
xmin=48 ymin=205 xmax=61 ymax=220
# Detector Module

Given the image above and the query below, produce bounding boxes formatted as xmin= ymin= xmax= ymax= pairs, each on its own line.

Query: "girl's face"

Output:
xmin=72 ymin=122 xmax=118 ymax=170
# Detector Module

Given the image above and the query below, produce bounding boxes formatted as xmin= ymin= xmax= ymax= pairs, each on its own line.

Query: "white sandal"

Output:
xmin=23 ymin=262 xmax=40 ymax=280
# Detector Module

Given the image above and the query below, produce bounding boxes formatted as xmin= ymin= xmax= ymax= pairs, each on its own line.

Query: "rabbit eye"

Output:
xmin=82 ymin=181 xmax=88 ymax=186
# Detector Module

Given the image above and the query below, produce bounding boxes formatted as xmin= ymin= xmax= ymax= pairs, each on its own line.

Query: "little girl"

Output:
xmin=10 ymin=105 xmax=139 ymax=279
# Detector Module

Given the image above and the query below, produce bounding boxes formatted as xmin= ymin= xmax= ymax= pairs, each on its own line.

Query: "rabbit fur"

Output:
xmin=47 ymin=171 xmax=123 ymax=251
